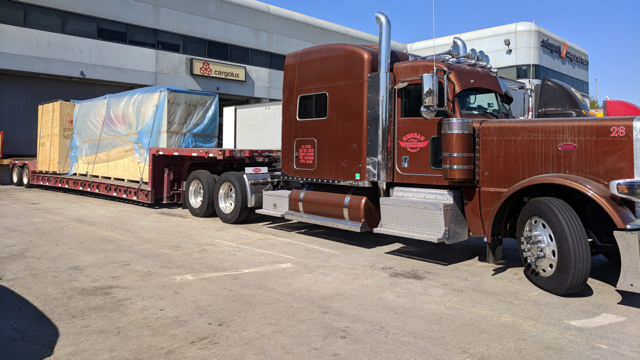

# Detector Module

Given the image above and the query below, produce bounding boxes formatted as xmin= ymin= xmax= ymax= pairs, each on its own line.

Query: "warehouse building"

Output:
xmin=0 ymin=0 xmax=588 ymax=157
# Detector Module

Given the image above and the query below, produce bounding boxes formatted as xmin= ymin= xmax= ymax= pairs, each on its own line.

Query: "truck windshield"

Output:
xmin=456 ymin=89 xmax=514 ymax=119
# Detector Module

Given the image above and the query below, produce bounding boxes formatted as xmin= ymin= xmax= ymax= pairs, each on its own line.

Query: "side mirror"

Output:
xmin=421 ymin=73 xmax=438 ymax=119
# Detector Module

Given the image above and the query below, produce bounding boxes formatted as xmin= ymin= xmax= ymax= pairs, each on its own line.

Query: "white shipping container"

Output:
xmin=223 ymin=102 xmax=282 ymax=150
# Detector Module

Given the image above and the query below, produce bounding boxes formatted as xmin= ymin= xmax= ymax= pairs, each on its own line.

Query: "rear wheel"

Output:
xmin=214 ymin=172 xmax=250 ymax=224
xmin=22 ymin=166 xmax=33 ymax=188
xmin=12 ymin=166 xmax=23 ymax=186
xmin=517 ymin=197 xmax=590 ymax=295
xmin=185 ymin=170 xmax=217 ymax=217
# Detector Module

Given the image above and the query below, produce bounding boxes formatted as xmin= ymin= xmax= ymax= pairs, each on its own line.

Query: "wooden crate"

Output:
xmin=75 ymin=152 xmax=148 ymax=183
xmin=37 ymin=101 xmax=74 ymax=173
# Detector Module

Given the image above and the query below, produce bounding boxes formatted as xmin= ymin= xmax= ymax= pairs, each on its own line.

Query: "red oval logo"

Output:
xmin=558 ymin=143 xmax=577 ymax=151
xmin=252 ymin=168 xmax=261 ymax=173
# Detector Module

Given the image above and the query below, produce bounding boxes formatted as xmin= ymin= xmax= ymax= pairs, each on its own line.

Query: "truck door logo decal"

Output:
xmin=558 ymin=143 xmax=577 ymax=151
xmin=399 ymin=133 xmax=429 ymax=153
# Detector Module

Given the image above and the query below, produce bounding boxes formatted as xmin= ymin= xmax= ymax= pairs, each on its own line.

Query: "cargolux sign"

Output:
xmin=192 ymin=59 xmax=246 ymax=81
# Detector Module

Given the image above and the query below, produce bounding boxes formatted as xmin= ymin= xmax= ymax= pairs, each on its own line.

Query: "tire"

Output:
xmin=517 ymin=197 xmax=590 ymax=295
xmin=214 ymin=172 xmax=250 ymax=224
xmin=244 ymin=208 xmax=257 ymax=223
xmin=12 ymin=165 xmax=24 ymax=186
xmin=22 ymin=166 xmax=34 ymax=188
xmin=185 ymin=170 xmax=217 ymax=217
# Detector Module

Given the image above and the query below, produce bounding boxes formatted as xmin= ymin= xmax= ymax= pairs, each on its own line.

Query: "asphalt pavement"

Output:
xmin=1 ymin=185 xmax=639 ymax=359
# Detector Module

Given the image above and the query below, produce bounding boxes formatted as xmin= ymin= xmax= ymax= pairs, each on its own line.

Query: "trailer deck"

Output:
xmin=11 ymin=148 xmax=279 ymax=205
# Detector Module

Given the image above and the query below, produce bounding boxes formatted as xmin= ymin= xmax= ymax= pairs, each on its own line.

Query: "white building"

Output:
xmin=0 ymin=0 xmax=588 ymax=156
xmin=407 ymin=22 xmax=589 ymax=94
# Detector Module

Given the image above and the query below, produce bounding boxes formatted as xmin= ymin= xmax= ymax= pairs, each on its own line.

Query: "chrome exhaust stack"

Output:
xmin=372 ymin=11 xmax=391 ymax=194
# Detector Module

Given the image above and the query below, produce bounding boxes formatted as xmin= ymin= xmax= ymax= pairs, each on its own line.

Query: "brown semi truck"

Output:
xmin=250 ymin=12 xmax=639 ymax=296
xmin=13 ymin=12 xmax=639 ymax=296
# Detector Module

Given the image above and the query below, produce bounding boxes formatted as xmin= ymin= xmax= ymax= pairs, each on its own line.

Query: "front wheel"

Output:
xmin=214 ymin=172 xmax=250 ymax=224
xmin=12 ymin=166 xmax=24 ymax=186
xmin=517 ymin=197 xmax=590 ymax=295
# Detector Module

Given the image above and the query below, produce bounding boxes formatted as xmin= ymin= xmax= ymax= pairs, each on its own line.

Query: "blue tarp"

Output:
xmin=67 ymin=86 xmax=219 ymax=176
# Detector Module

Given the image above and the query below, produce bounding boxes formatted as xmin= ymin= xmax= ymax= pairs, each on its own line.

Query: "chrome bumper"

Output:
xmin=613 ymin=231 xmax=640 ymax=293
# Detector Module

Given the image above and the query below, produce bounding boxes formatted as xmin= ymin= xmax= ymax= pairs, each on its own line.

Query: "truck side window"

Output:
xmin=297 ymin=93 xmax=328 ymax=120
xmin=401 ymin=84 xmax=422 ymax=118
xmin=401 ymin=82 xmax=445 ymax=118
xmin=430 ymin=136 xmax=442 ymax=169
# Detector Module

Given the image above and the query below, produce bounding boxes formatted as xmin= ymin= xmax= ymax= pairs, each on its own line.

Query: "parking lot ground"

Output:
xmin=1 ymin=185 xmax=640 ymax=359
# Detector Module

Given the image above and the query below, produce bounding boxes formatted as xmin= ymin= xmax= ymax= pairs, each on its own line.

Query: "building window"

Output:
xmin=297 ymin=93 xmax=328 ymax=120
xmin=0 ymin=0 xmax=24 ymax=26
xmin=497 ymin=67 xmax=517 ymax=81
xmin=63 ymin=12 xmax=96 ymax=39
xmin=208 ymin=41 xmax=229 ymax=61
xmin=270 ymin=54 xmax=286 ymax=71
xmin=230 ymin=45 xmax=250 ymax=65
xmin=128 ymin=25 xmax=155 ymax=48
xmin=25 ymin=5 xmax=62 ymax=33
xmin=183 ymin=36 xmax=206 ymax=57
xmin=157 ymin=31 xmax=181 ymax=53
xmin=97 ymin=19 xmax=127 ymax=43
xmin=250 ymin=49 xmax=269 ymax=68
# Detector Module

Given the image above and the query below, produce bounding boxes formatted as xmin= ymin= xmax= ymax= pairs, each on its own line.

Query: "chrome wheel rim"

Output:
xmin=188 ymin=179 xmax=203 ymax=208
xmin=22 ymin=168 xmax=29 ymax=184
xmin=218 ymin=182 xmax=235 ymax=214
xmin=12 ymin=167 xmax=18 ymax=183
xmin=520 ymin=216 xmax=558 ymax=276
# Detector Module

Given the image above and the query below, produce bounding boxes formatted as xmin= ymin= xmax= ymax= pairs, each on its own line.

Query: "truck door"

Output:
xmin=394 ymin=80 xmax=443 ymax=176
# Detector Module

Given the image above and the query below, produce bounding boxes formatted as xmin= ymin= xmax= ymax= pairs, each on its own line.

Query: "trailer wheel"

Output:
xmin=22 ymin=166 xmax=34 ymax=188
xmin=12 ymin=165 xmax=24 ymax=186
xmin=517 ymin=197 xmax=590 ymax=295
xmin=185 ymin=170 xmax=217 ymax=217
xmin=214 ymin=172 xmax=250 ymax=224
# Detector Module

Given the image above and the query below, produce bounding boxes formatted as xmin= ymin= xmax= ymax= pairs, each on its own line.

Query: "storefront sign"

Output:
xmin=191 ymin=59 xmax=246 ymax=81
xmin=540 ymin=39 xmax=589 ymax=66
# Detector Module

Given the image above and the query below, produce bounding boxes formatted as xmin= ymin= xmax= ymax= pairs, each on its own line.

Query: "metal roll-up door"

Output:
xmin=0 ymin=73 xmax=136 ymax=157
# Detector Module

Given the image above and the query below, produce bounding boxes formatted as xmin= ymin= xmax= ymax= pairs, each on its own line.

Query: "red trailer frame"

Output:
xmin=12 ymin=148 xmax=279 ymax=205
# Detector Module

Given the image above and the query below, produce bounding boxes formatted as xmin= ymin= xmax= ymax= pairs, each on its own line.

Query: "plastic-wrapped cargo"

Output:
xmin=68 ymin=86 xmax=219 ymax=182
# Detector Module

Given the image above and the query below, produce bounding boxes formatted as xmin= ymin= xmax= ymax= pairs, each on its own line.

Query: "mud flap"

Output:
xmin=614 ymin=231 xmax=640 ymax=293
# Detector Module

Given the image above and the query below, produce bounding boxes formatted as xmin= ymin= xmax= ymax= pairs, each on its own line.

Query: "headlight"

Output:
xmin=610 ymin=179 xmax=640 ymax=200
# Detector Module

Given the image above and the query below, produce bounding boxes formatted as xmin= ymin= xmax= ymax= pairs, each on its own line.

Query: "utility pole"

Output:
xmin=595 ymin=78 xmax=598 ymax=102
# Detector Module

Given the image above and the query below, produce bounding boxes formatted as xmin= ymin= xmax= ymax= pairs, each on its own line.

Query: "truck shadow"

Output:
xmin=0 ymin=285 xmax=59 ymax=359
xmin=260 ymin=220 xmax=635 ymax=299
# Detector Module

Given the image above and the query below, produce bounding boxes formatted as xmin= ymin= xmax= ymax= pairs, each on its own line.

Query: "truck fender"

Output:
xmin=243 ymin=173 xmax=272 ymax=208
xmin=486 ymin=174 xmax=635 ymax=242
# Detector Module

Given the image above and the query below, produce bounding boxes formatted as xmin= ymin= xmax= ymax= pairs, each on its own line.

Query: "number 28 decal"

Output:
xmin=611 ymin=126 xmax=626 ymax=137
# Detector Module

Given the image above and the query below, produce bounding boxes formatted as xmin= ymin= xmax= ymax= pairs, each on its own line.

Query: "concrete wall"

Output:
xmin=2 ymin=0 xmax=407 ymax=102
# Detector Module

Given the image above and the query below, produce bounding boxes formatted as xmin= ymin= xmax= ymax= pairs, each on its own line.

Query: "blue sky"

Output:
xmin=264 ymin=0 xmax=640 ymax=105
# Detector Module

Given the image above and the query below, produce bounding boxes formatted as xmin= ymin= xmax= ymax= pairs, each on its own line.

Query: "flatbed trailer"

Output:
xmin=10 ymin=148 xmax=280 ymax=205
